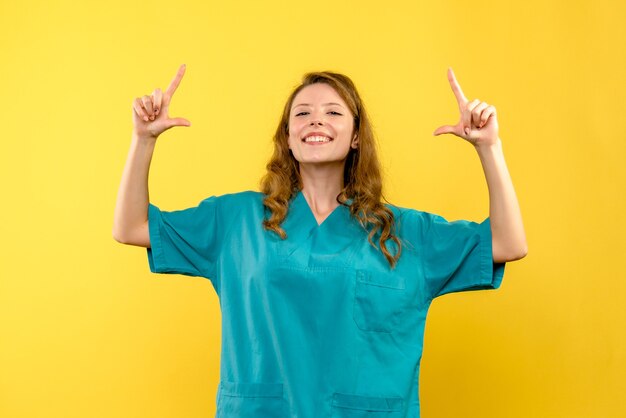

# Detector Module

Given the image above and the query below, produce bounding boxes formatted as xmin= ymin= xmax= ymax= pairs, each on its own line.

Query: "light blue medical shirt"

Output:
xmin=146 ymin=190 xmax=506 ymax=418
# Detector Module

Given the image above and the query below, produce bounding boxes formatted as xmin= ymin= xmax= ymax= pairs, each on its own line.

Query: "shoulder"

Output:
xmin=384 ymin=202 xmax=442 ymax=226
xmin=382 ymin=203 xmax=456 ymax=246
xmin=211 ymin=190 xmax=265 ymax=206
xmin=206 ymin=191 xmax=267 ymax=223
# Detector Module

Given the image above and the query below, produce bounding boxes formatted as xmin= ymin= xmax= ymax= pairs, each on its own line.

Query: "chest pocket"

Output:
xmin=216 ymin=381 xmax=286 ymax=417
xmin=353 ymin=270 xmax=406 ymax=333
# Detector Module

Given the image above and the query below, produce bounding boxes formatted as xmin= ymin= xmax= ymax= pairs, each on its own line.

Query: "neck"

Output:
xmin=298 ymin=161 xmax=345 ymax=213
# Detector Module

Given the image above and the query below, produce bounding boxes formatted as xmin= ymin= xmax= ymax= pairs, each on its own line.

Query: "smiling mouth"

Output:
xmin=302 ymin=135 xmax=333 ymax=143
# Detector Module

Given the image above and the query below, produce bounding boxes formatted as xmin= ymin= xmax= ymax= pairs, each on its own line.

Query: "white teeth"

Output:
xmin=304 ymin=135 xmax=332 ymax=143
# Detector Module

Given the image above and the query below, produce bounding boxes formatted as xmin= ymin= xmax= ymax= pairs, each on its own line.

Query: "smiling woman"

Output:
xmin=113 ymin=64 xmax=526 ymax=418
xmin=262 ymin=72 xmax=400 ymax=262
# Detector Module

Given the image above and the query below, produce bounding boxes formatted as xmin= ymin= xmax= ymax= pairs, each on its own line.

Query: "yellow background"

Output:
xmin=1 ymin=0 xmax=624 ymax=417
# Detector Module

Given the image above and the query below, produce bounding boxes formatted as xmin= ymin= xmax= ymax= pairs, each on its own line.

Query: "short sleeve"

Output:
xmin=420 ymin=213 xmax=506 ymax=299
xmin=146 ymin=196 xmax=221 ymax=281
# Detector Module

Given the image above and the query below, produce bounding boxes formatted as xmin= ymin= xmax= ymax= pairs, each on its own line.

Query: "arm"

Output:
xmin=112 ymin=134 xmax=154 ymax=247
xmin=475 ymin=139 xmax=527 ymax=262
xmin=112 ymin=64 xmax=191 ymax=247
xmin=433 ymin=68 xmax=527 ymax=263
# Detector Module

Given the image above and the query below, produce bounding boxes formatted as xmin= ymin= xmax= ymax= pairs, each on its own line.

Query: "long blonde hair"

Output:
xmin=260 ymin=71 xmax=402 ymax=268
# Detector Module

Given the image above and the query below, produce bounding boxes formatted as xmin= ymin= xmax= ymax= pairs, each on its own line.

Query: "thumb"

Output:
xmin=433 ymin=125 xmax=455 ymax=136
xmin=166 ymin=118 xmax=192 ymax=128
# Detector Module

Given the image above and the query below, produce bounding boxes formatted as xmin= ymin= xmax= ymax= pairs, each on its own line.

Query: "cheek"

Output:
xmin=338 ymin=126 xmax=354 ymax=142
xmin=288 ymin=120 xmax=303 ymax=146
xmin=288 ymin=132 xmax=300 ymax=150
xmin=289 ymin=118 xmax=303 ymax=132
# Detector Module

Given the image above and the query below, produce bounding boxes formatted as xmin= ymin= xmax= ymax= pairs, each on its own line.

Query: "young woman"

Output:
xmin=113 ymin=64 xmax=527 ymax=418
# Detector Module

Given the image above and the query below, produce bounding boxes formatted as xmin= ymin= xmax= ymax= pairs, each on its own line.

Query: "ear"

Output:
xmin=351 ymin=134 xmax=359 ymax=149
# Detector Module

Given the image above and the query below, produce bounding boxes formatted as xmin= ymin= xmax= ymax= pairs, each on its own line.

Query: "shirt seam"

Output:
xmin=147 ymin=203 xmax=167 ymax=273
xmin=212 ymin=193 xmax=250 ymax=285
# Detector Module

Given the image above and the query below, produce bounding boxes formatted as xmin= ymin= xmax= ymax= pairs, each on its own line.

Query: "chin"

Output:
xmin=298 ymin=157 xmax=345 ymax=165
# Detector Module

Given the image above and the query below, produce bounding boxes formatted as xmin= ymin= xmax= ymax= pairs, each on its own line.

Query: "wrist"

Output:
xmin=474 ymin=137 xmax=502 ymax=153
xmin=132 ymin=131 xmax=158 ymax=147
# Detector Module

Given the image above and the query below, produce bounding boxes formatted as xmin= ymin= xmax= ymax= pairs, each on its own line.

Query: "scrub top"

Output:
xmin=146 ymin=190 xmax=506 ymax=418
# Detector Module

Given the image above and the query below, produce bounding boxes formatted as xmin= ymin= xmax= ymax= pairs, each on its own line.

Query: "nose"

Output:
xmin=308 ymin=109 xmax=326 ymax=126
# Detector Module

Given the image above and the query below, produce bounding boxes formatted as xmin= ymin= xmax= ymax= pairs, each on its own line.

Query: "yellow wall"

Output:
xmin=1 ymin=1 xmax=624 ymax=417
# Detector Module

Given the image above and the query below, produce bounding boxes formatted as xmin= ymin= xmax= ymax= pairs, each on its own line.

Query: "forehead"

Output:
xmin=291 ymin=83 xmax=348 ymax=109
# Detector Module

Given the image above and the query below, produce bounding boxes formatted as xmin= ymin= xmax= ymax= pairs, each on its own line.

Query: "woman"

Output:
xmin=113 ymin=64 xmax=527 ymax=418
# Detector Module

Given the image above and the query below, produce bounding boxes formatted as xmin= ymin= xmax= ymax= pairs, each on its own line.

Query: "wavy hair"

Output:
xmin=260 ymin=71 xmax=402 ymax=268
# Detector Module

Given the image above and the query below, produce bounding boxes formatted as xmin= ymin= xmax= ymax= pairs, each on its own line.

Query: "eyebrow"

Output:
xmin=292 ymin=102 xmax=345 ymax=109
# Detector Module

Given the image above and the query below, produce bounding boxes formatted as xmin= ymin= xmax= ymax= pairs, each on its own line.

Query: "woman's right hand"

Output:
xmin=131 ymin=64 xmax=192 ymax=140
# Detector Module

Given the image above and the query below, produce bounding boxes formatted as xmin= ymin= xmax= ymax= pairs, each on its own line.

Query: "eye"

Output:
xmin=329 ymin=111 xmax=342 ymax=115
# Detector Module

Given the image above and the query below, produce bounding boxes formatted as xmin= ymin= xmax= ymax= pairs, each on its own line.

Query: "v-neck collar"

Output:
xmin=275 ymin=190 xmax=365 ymax=267
xmin=294 ymin=190 xmax=345 ymax=228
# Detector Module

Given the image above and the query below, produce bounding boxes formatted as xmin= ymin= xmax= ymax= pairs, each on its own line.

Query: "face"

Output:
xmin=287 ymin=83 xmax=358 ymax=165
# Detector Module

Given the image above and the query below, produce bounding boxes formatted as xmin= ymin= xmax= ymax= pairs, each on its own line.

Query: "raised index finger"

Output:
xmin=447 ymin=67 xmax=468 ymax=107
xmin=165 ymin=64 xmax=186 ymax=99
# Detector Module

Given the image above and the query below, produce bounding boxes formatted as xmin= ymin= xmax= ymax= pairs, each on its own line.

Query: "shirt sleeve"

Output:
xmin=146 ymin=196 xmax=222 ymax=281
xmin=419 ymin=212 xmax=506 ymax=300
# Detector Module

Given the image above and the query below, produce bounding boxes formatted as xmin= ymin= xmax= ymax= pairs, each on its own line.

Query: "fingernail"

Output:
xmin=464 ymin=127 xmax=469 ymax=135
xmin=144 ymin=116 xmax=149 ymax=122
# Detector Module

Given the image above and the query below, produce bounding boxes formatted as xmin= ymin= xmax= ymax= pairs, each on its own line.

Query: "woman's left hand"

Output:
xmin=433 ymin=68 xmax=499 ymax=147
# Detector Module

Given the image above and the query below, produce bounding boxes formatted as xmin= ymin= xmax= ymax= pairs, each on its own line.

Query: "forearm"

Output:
xmin=112 ymin=133 xmax=156 ymax=244
xmin=475 ymin=138 xmax=528 ymax=262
